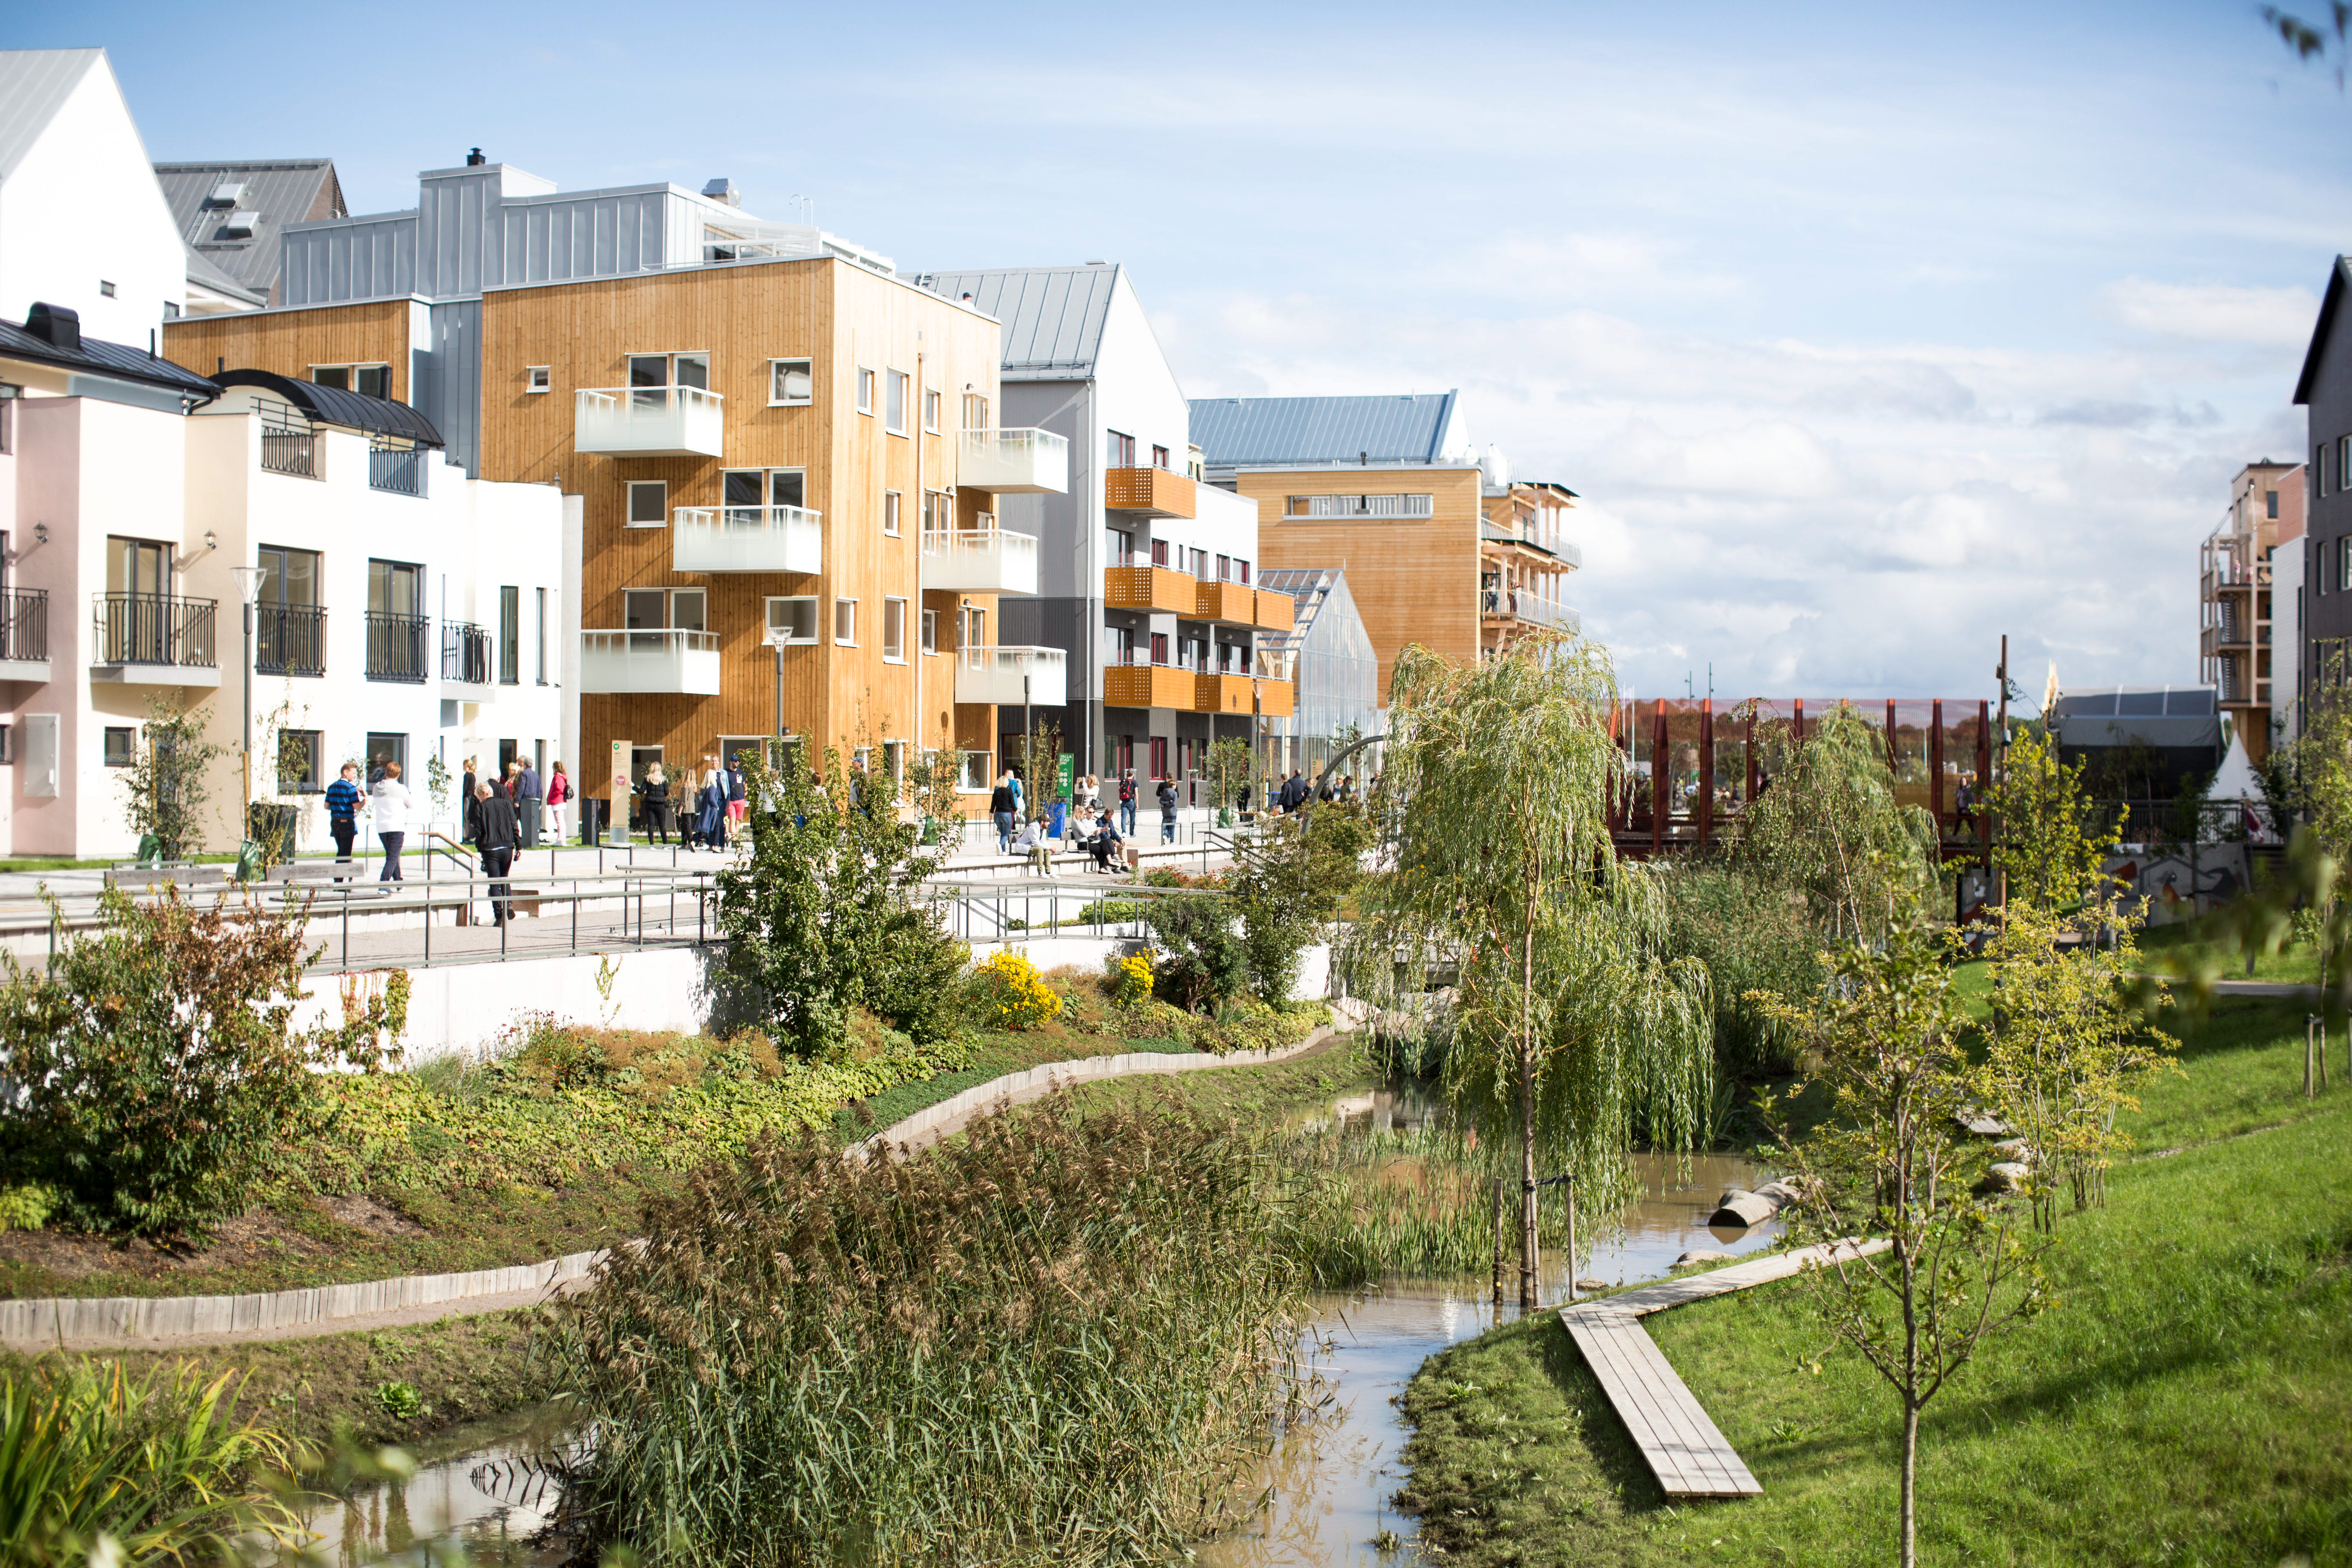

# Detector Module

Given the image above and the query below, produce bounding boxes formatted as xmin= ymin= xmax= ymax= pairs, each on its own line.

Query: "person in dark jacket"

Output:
xmin=990 ymin=773 xmax=1018 ymax=853
xmin=460 ymin=756 xmax=479 ymax=844
xmin=517 ymin=758 xmax=543 ymax=849
xmin=637 ymin=764 xmax=673 ymax=844
xmin=1156 ymin=775 xmax=1180 ymax=843
xmin=1089 ymin=810 xmax=1125 ymax=873
xmin=474 ymin=782 xmax=522 ymax=924
xmin=324 ymin=762 xmax=362 ymax=882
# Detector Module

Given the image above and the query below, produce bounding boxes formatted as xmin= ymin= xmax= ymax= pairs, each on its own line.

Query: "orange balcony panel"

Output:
xmin=1255 ymin=677 xmax=1295 ymax=718
xmin=1196 ymin=672 xmax=1255 ymax=714
xmin=1253 ymin=588 xmax=1295 ymax=631
xmin=1195 ymin=579 xmax=1255 ymax=624
xmin=1104 ymin=466 xmax=1197 ymax=518
xmin=1105 ymin=663 xmax=1194 ymax=708
xmin=1105 ymin=565 xmax=1197 ymax=613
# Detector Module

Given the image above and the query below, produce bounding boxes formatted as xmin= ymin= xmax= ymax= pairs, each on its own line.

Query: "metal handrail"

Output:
xmin=365 ymin=611 xmax=430 ymax=682
xmin=0 ymin=588 xmax=49 ymax=662
xmin=91 ymin=592 xmax=217 ymax=667
xmin=441 ymin=621 xmax=494 ymax=684
xmin=256 ymin=604 xmax=326 ymax=676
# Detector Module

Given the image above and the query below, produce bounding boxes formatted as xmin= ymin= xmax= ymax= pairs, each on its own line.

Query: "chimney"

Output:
xmin=466 ymin=147 xmax=487 ymax=167
xmin=25 ymin=303 xmax=80 ymax=354
xmin=702 ymin=178 xmax=740 ymax=207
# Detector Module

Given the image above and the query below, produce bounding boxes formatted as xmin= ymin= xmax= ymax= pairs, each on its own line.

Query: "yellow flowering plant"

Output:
xmin=976 ymin=949 xmax=1062 ymax=1031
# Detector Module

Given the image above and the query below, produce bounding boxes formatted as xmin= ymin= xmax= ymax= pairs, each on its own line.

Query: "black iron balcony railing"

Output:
xmin=0 ymin=588 xmax=48 ymax=662
xmin=92 ymin=592 xmax=217 ymax=667
xmin=260 ymin=424 xmax=316 ymax=478
xmin=256 ymin=604 xmax=326 ymax=677
xmin=441 ymin=620 xmax=493 ymax=685
xmin=368 ymin=443 xmax=424 ymax=496
xmin=365 ymin=611 xmax=430 ymax=683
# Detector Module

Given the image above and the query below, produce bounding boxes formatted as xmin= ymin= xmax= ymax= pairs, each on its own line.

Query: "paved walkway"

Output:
xmin=1561 ymin=1239 xmax=1891 ymax=1500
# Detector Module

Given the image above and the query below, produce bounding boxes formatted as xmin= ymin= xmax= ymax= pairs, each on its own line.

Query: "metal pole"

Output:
xmin=241 ymin=601 xmax=253 ymax=855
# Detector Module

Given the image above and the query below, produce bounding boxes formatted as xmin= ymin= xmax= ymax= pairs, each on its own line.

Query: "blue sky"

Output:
xmin=18 ymin=0 xmax=2348 ymax=702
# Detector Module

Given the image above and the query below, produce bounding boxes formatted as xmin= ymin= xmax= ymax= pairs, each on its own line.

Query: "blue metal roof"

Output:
xmin=1187 ymin=392 xmax=1461 ymax=471
xmin=914 ymin=265 xmax=1119 ymax=378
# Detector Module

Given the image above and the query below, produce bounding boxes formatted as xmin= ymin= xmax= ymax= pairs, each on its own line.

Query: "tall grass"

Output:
xmin=0 ymin=1359 xmax=299 ymax=1564
xmin=549 ymin=1096 xmax=1316 ymax=1566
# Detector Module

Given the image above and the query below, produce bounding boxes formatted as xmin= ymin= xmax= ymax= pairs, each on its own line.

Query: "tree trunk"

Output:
xmin=1900 ymin=1399 xmax=1920 ymax=1568
xmin=1519 ymin=921 xmax=1539 ymax=1312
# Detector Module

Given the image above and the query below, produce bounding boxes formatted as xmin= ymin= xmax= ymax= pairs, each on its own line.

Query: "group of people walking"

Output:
xmin=633 ymin=756 xmax=748 ymax=851
xmin=988 ymin=768 xmax=1187 ymax=875
xmin=318 ymin=751 xmax=575 ymax=927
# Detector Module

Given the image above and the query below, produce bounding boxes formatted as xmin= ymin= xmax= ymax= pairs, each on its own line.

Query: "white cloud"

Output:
xmin=2101 ymin=278 xmax=2320 ymax=346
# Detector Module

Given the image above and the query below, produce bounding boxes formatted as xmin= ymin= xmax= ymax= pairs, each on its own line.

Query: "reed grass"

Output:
xmin=0 ymin=1358 xmax=300 ymax=1564
xmin=550 ymin=1095 xmax=1316 ymax=1566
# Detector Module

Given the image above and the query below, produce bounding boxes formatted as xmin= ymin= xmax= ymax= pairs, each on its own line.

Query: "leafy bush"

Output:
xmin=1105 ymin=950 xmax=1155 ymax=1004
xmin=0 ymin=1183 xmax=56 ymax=1233
xmin=0 ymin=886 xmax=396 ymax=1235
xmin=1659 ymin=861 xmax=1821 ymax=1078
xmin=372 ymin=1381 xmax=425 ymax=1421
xmin=971 ymin=949 xmax=1062 ymax=1031
xmin=1147 ymin=895 xmax=1250 ymax=1012
xmin=550 ymin=1098 xmax=1312 ymax=1564
xmin=1229 ymin=806 xmax=1369 ymax=1004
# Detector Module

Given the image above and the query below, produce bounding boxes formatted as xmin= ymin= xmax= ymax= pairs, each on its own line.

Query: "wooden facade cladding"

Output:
xmin=1254 ymin=677 xmax=1295 ymax=719
xmin=470 ymin=258 xmax=1004 ymax=783
xmin=1105 ymin=566 xmax=1196 ymax=614
xmin=163 ymin=300 xmax=414 ymax=399
xmin=1236 ymin=466 xmax=1484 ymax=693
xmin=1252 ymin=588 xmax=1294 ymax=631
xmin=1104 ymin=466 xmax=1196 ymax=518
xmin=1196 ymin=673 xmax=1254 ymax=715
xmin=1194 ymin=580 xmax=1254 ymax=625
xmin=1106 ymin=665 xmax=1193 ymax=709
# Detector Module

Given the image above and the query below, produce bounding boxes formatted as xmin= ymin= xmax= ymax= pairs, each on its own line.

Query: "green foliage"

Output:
xmin=0 ymin=886 xmax=392 ymax=1235
xmin=1987 ymin=728 xmax=2114 ymax=910
xmin=717 ymin=746 xmax=967 ymax=1057
xmin=0 ymin=1184 xmax=56 ymax=1234
xmin=1146 ymin=893 xmax=1251 ymax=1011
xmin=1203 ymin=734 xmax=1254 ymax=822
xmin=117 ymin=696 xmax=225 ymax=862
xmin=0 ymin=1359 xmax=301 ymax=1564
xmin=1229 ymin=804 xmax=1369 ymax=1005
xmin=1658 ymin=861 xmax=1819 ymax=1079
xmin=1738 ymin=702 xmax=1940 ymax=942
xmin=550 ymin=1098 xmax=1312 ymax=1566
xmin=424 ymin=749 xmax=453 ymax=818
xmin=371 ymin=1379 xmax=424 ymax=1421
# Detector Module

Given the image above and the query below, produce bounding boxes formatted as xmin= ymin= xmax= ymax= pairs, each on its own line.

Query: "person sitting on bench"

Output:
xmin=1089 ymin=811 xmax=1125 ymax=873
xmin=1014 ymin=814 xmax=1056 ymax=876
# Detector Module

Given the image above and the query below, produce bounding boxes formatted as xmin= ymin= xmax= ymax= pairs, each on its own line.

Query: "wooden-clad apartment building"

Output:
xmin=164 ymin=156 xmax=1064 ymax=822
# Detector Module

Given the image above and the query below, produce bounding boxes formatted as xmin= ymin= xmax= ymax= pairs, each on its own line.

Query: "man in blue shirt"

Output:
xmin=517 ymin=758 xmax=543 ymax=849
xmin=324 ymin=762 xmax=362 ymax=882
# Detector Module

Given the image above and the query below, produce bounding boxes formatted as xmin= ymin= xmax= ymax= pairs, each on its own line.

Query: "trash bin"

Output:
xmin=578 ymin=797 xmax=606 ymax=845
xmin=1049 ymin=800 xmax=1067 ymax=840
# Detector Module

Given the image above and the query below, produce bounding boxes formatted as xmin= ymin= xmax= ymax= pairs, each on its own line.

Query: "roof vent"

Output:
xmin=702 ymin=178 xmax=740 ymax=207
xmin=25 ymin=303 xmax=81 ymax=354
xmin=466 ymin=147 xmax=486 ymax=167
xmin=219 ymin=210 xmax=259 ymax=239
xmin=1085 ymin=260 xmax=1107 ymax=266
xmin=205 ymin=180 xmax=246 ymax=207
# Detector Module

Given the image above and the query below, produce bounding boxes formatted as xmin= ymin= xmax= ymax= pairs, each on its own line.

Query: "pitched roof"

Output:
xmin=0 ymin=312 xmax=218 ymax=399
xmin=214 ymin=369 xmax=442 ymax=446
xmin=2294 ymin=254 xmax=2352 ymax=406
xmin=1187 ymin=392 xmax=1464 ymax=472
xmin=153 ymin=160 xmax=344 ymax=299
xmin=183 ymin=245 xmax=266 ymax=308
xmin=912 ymin=265 xmax=1120 ymax=378
xmin=0 ymin=49 xmax=102 ymax=182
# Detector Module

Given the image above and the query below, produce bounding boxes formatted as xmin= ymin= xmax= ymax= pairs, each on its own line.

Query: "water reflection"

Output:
xmin=288 ymin=1408 xmax=576 ymax=1566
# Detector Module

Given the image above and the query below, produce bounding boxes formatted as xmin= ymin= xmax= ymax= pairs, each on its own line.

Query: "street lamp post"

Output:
xmin=229 ymin=565 xmax=265 ymax=878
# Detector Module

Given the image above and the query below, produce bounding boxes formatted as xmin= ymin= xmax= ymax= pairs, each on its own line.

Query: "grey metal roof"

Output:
xmin=911 ymin=265 xmax=1119 ymax=377
xmin=1189 ymin=392 xmax=1462 ymax=471
xmin=154 ymin=160 xmax=344 ymax=300
xmin=183 ymin=245 xmax=265 ymax=307
xmin=0 ymin=49 xmax=102 ymax=181
xmin=2050 ymin=686 xmax=2221 ymax=752
xmin=0 ymin=311 xmax=218 ymax=399
xmin=214 ymin=369 xmax=442 ymax=447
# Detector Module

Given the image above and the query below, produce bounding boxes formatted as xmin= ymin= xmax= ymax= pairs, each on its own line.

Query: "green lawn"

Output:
xmin=1397 ymin=998 xmax=2352 ymax=1567
xmin=2141 ymin=912 xmax=2327 ymax=987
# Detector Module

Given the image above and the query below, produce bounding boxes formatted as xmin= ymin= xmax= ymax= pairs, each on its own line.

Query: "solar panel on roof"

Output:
xmin=2116 ymin=691 xmax=2166 ymax=716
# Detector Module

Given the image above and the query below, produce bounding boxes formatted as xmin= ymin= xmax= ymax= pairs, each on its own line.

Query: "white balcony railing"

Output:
xmin=575 ymin=385 xmax=725 ymax=457
xmin=673 ymin=506 xmax=823 ymax=574
xmin=955 ymin=644 xmax=1067 ymax=707
xmin=1481 ymin=589 xmax=1580 ymax=633
xmin=579 ymin=629 xmax=722 ymax=694
xmin=958 ymin=428 xmax=1069 ymax=494
xmin=919 ymin=526 xmax=1039 ymax=594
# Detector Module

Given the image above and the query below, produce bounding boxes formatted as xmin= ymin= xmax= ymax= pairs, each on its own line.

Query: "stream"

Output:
xmin=296 ymin=1087 xmax=1779 ymax=1567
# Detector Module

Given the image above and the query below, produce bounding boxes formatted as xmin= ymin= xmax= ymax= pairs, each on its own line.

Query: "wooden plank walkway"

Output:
xmin=1560 ymin=1239 xmax=1890 ymax=1500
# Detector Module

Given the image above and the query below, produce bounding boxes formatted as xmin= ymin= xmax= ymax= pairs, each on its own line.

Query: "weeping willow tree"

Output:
xmin=1738 ymin=703 xmax=1942 ymax=943
xmin=1341 ymin=637 xmax=1713 ymax=1309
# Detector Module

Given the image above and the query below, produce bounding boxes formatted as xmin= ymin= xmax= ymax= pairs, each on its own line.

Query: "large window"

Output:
xmin=767 ymin=596 xmax=818 ymax=644
xmin=769 ymin=358 xmax=812 ymax=405
xmin=256 ymin=545 xmax=323 ymax=677
xmin=1108 ymin=430 xmax=1136 ymax=467
xmin=885 ymin=370 xmax=909 ymax=435
xmin=723 ymin=468 xmax=805 ymax=511
xmin=1284 ymin=493 xmax=1435 ymax=519
xmin=312 ymin=363 xmax=390 ymax=398
xmin=629 ymin=352 xmax=708 ymax=390
xmin=364 ymin=732 xmax=408 ymax=782
xmin=963 ymin=392 xmax=990 ymax=430
xmin=366 ymin=560 xmax=426 ymax=683
xmin=499 ymin=586 xmax=520 ymax=684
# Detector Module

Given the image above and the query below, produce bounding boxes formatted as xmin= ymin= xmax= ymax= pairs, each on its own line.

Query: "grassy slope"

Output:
xmin=1396 ymin=997 xmax=2352 ymax=1568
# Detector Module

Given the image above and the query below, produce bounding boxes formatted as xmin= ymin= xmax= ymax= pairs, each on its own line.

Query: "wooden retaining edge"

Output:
xmin=0 ymin=1021 xmax=1343 ymax=1350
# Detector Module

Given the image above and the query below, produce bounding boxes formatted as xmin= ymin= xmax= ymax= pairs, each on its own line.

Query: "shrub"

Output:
xmin=1106 ymin=950 xmax=1155 ymax=1004
xmin=972 ymin=949 xmax=1062 ymax=1031
xmin=0 ymin=1183 xmax=56 ymax=1233
xmin=1229 ymin=806 xmax=1369 ymax=1004
xmin=1147 ymin=895 xmax=1250 ymax=1012
xmin=0 ymin=886 xmax=394 ymax=1235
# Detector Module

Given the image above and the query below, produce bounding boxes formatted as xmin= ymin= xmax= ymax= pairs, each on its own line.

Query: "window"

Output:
xmin=164 ymin=301 xmax=180 ymax=319
xmin=365 ymin=732 xmax=408 ymax=781
xmin=1149 ymin=737 xmax=1168 ymax=778
xmin=2342 ymin=437 xmax=2351 ymax=494
xmin=835 ymin=597 xmax=857 ymax=645
xmin=884 ymin=490 xmax=902 ymax=536
xmin=1215 ymin=554 xmax=1231 ymax=581
xmin=963 ymin=392 xmax=990 ymax=430
xmin=1109 ymin=529 xmax=1133 ymax=565
xmin=103 ymin=726 xmax=135 ymax=767
xmin=769 ymin=358 xmax=813 ymax=405
xmin=1108 ymin=625 xmax=1135 ymax=665
xmin=884 ymin=740 xmax=907 ymax=785
xmin=1152 ymin=443 xmax=1170 ymax=469
xmin=958 ymin=750 xmax=992 ymax=792
xmin=535 ymin=587 xmax=548 ymax=684
xmin=962 ymin=605 xmax=986 ymax=650
xmin=669 ymin=589 xmax=706 ymax=632
xmin=921 ymin=607 xmax=938 ymax=655
xmin=768 ymin=596 xmax=819 ymax=643
xmin=1189 ymin=548 xmax=1208 ymax=579
xmin=883 ymin=597 xmax=907 ymax=662
xmin=499 ymin=586 xmax=521 ymax=684
xmin=885 ymin=369 xmax=909 ymax=434
xmin=723 ymin=468 xmax=806 ymax=512
xmin=625 ymin=589 xmax=667 ymax=629
xmin=99 ymin=280 xmax=116 ymax=298
xmin=1116 ymin=734 xmax=1134 ymax=774
xmin=1284 ymin=493 xmax=1436 ymax=519
xmin=924 ymin=490 xmax=951 ymax=532
xmin=1109 ymin=430 xmax=1136 ymax=467
xmin=2321 ymin=446 xmax=2330 ymax=497
xmin=313 ymin=364 xmax=391 ymax=399
xmin=527 ymin=367 xmax=550 ymax=393
xmin=2340 ymin=537 xmax=2350 ymax=596
xmin=628 ymin=352 xmax=708 ymax=391
xmin=277 ymin=728 xmax=323 ymax=794
xmin=1150 ymin=631 xmax=1170 ymax=665
xmin=924 ymin=388 xmax=940 ymax=432
xmin=1151 ymin=539 xmax=1170 ymax=567
xmin=255 ymin=545 xmax=323 ymax=677
xmin=627 ymin=481 xmax=668 ymax=526
xmin=857 ymin=367 xmax=875 ymax=414
xmin=1238 ymin=559 xmax=1251 ymax=584
xmin=2267 ymin=488 xmax=2281 ymax=520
